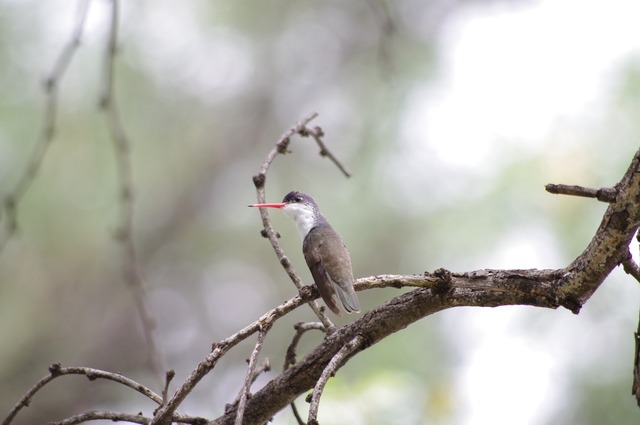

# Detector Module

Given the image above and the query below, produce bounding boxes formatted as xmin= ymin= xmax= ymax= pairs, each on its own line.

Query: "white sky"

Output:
xmin=427 ymin=1 xmax=640 ymax=424
xmin=405 ymin=0 xmax=640 ymax=169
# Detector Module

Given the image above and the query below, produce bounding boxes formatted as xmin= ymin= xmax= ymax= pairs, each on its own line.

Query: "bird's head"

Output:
xmin=249 ymin=191 xmax=320 ymax=239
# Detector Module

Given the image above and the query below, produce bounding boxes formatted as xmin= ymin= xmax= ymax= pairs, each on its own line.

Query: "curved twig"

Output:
xmin=48 ymin=411 xmax=150 ymax=425
xmin=2 ymin=364 xmax=161 ymax=425
xmin=284 ymin=322 xmax=326 ymax=371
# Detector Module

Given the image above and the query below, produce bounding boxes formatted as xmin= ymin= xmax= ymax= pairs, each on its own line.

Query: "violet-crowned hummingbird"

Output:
xmin=249 ymin=191 xmax=360 ymax=315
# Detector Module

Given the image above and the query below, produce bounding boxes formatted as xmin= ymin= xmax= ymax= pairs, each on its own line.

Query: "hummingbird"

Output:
xmin=249 ymin=191 xmax=360 ymax=315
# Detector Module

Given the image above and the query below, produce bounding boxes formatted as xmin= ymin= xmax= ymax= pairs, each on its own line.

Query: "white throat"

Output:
xmin=282 ymin=203 xmax=316 ymax=240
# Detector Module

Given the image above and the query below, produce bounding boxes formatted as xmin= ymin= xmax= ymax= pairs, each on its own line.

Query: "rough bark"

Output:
xmin=211 ymin=149 xmax=640 ymax=424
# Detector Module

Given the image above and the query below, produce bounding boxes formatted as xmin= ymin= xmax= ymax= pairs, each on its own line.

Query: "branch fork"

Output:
xmin=6 ymin=109 xmax=640 ymax=424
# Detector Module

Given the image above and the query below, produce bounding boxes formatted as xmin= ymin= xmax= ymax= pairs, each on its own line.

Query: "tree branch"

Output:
xmin=235 ymin=324 xmax=271 ymax=425
xmin=300 ymin=125 xmax=351 ymax=178
xmin=545 ymin=183 xmax=618 ymax=203
xmin=211 ymin=148 xmax=640 ymax=424
xmin=48 ymin=410 xmax=151 ymax=425
xmin=622 ymin=257 xmax=640 ymax=284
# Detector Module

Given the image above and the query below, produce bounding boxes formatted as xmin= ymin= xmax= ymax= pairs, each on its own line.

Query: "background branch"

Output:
xmin=100 ymin=0 xmax=164 ymax=380
xmin=0 ymin=0 xmax=90 ymax=255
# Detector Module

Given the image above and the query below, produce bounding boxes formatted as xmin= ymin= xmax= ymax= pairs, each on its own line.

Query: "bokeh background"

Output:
xmin=1 ymin=0 xmax=640 ymax=424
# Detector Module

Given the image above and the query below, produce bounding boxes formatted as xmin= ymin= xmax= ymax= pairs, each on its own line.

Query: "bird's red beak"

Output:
xmin=248 ymin=202 xmax=286 ymax=209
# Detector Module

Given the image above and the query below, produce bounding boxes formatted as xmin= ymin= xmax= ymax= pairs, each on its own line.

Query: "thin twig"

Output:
xmin=235 ymin=325 xmax=272 ymax=425
xmin=284 ymin=322 xmax=325 ymax=425
xmin=545 ymin=183 xmax=617 ymax=203
xmin=48 ymin=411 xmax=151 ymax=425
xmin=366 ymin=0 xmax=399 ymax=79
xmin=101 ymin=0 xmax=164 ymax=380
xmin=622 ymin=257 xmax=640 ymax=284
xmin=2 ymin=363 xmax=161 ymax=425
xmin=629 ymin=241 xmax=640 ymax=405
xmin=0 ymin=0 xmax=91 ymax=255
xmin=633 ymin=303 xmax=640 ymax=406
xmin=236 ymin=358 xmax=271 ymax=401
xmin=252 ymin=112 xmax=353 ymax=331
xmin=162 ymin=370 xmax=175 ymax=404
xmin=284 ymin=322 xmax=326 ymax=371
xmin=290 ymin=400 xmax=307 ymax=425
xmin=303 ymin=126 xmax=351 ymax=178
xmin=307 ymin=335 xmax=364 ymax=425
xmin=231 ymin=359 xmax=271 ymax=408
xmin=49 ymin=410 xmax=207 ymax=425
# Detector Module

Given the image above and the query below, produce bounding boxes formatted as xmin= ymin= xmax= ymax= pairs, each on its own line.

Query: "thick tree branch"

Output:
xmin=211 ymin=149 xmax=640 ymax=424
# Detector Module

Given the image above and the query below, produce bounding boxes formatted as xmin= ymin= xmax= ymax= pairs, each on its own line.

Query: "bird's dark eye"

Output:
xmin=295 ymin=196 xmax=303 ymax=203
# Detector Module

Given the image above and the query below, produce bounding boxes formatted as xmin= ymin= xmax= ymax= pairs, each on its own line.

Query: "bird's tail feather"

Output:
xmin=336 ymin=285 xmax=360 ymax=313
